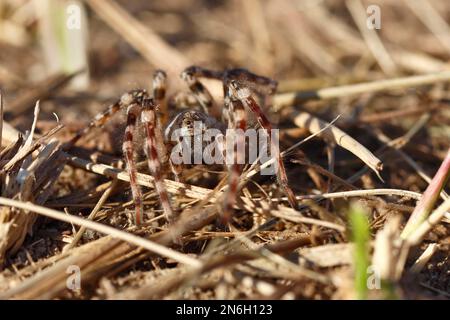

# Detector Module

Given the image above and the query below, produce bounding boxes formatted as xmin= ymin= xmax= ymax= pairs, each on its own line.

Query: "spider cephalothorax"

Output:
xmin=69 ymin=66 xmax=296 ymax=225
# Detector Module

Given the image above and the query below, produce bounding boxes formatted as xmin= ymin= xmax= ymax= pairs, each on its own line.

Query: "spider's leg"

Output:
xmin=225 ymin=68 xmax=278 ymax=95
xmin=223 ymin=97 xmax=247 ymax=223
xmin=142 ymin=98 xmax=174 ymax=222
xmin=169 ymin=158 xmax=182 ymax=182
xmin=229 ymin=80 xmax=297 ymax=209
xmin=152 ymin=69 xmax=168 ymax=125
xmin=222 ymin=80 xmax=234 ymax=127
xmin=67 ymin=90 xmax=148 ymax=148
xmin=67 ymin=90 xmax=150 ymax=225
xmin=151 ymin=70 xmax=169 ymax=164
xmin=123 ymin=103 xmax=145 ymax=225
xmin=222 ymin=68 xmax=277 ymax=127
xmin=153 ymin=69 xmax=184 ymax=182
xmin=183 ymin=65 xmax=223 ymax=80
xmin=180 ymin=66 xmax=221 ymax=114
xmin=152 ymin=70 xmax=167 ymax=104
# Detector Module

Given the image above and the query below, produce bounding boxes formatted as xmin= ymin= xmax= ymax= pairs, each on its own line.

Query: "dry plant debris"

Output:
xmin=0 ymin=0 xmax=449 ymax=300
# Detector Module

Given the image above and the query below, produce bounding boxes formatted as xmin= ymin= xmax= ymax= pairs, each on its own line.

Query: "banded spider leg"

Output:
xmin=179 ymin=66 xmax=296 ymax=222
xmin=180 ymin=66 xmax=222 ymax=115
xmin=141 ymin=97 xmax=174 ymax=223
xmin=221 ymin=72 xmax=296 ymax=222
xmin=228 ymin=79 xmax=297 ymax=209
xmin=68 ymin=72 xmax=174 ymax=226
xmin=222 ymin=94 xmax=247 ymax=222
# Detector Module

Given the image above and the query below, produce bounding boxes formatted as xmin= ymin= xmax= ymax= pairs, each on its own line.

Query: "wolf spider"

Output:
xmin=69 ymin=66 xmax=296 ymax=225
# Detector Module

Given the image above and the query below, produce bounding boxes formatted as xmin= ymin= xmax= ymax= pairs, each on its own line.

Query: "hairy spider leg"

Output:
xmin=141 ymin=98 xmax=174 ymax=222
xmin=68 ymin=87 xmax=173 ymax=225
xmin=150 ymin=70 xmax=182 ymax=182
xmin=67 ymin=90 xmax=147 ymax=147
xmin=224 ymin=68 xmax=278 ymax=95
xmin=152 ymin=69 xmax=168 ymax=125
xmin=123 ymin=101 xmax=145 ymax=225
xmin=223 ymin=94 xmax=247 ymax=223
xmin=180 ymin=66 xmax=221 ymax=114
xmin=229 ymin=80 xmax=297 ymax=209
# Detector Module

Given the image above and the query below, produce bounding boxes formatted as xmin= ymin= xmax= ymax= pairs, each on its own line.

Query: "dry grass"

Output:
xmin=0 ymin=0 xmax=449 ymax=300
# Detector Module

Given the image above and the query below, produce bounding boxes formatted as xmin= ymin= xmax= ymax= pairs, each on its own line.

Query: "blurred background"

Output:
xmin=0 ymin=0 xmax=449 ymax=157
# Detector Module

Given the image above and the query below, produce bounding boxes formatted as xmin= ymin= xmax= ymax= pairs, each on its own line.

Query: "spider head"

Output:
xmin=164 ymin=110 xmax=224 ymax=142
xmin=165 ymin=110 xmax=207 ymax=141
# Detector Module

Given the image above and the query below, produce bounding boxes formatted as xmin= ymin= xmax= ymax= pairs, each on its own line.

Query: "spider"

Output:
xmin=68 ymin=66 xmax=296 ymax=225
